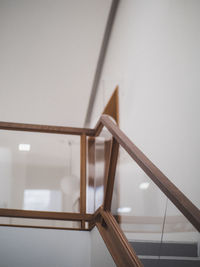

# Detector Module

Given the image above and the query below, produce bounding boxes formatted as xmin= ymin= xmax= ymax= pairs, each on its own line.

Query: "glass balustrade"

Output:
xmin=157 ymin=199 xmax=200 ymax=265
xmin=0 ymin=130 xmax=80 ymax=215
xmin=109 ymin=144 xmax=199 ymax=266
xmin=86 ymin=127 xmax=112 ymax=213
xmin=0 ymin=121 xmax=199 ymax=265
xmin=110 ymin=146 xmax=169 ymax=265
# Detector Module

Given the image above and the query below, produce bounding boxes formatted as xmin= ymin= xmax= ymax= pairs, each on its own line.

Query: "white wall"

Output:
xmin=91 ymin=0 xmax=200 ymax=210
xmin=0 ymin=227 xmax=91 ymax=267
xmin=0 ymin=226 xmax=117 ymax=267
xmin=91 ymin=226 xmax=116 ymax=267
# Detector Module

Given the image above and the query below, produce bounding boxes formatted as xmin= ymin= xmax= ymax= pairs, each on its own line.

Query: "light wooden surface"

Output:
xmin=88 ymin=137 xmax=96 ymax=214
xmin=0 ymin=208 xmax=92 ymax=221
xmin=102 ymin=86 xmax=119 ymax=125
xmin=80 ymin=134 xmax=87 ymax=229
xmin=98 ymin=114 xmax=200 ymax=232
xmin=0 ymin=121 xmax=94 ymax=136
xmin=103 ymin=137 xmax=119 ymax=211
xmin=96 ymin=208 xmax=143 ymax=267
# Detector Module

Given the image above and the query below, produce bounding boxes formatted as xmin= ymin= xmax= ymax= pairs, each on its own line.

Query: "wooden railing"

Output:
xmin=94 ymin=114 xmax=200 ymax=232
xmin=0 ymin=90 xmax=200 ymax=266
xmin=95 ymin=208 xmax=142 ymax=267
xmin=2 ymin=114 xmax=199 ymax=231
xmin=0 ymin=121 xmax=94 ymax=136
xmin=0 ymin=115 xmax=200 ymax=265
xmin=89 ymin=114 xmax=200 ymax=266
xmin=0 ymin=120 xmax=91 ymax=231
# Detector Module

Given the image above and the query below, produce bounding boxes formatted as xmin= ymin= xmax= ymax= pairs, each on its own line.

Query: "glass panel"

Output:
xmin=160 ymin=199 xmax=200 ymax=257
xmin=0 ymin=130 xmax=80 ymax=213
xmin=111 ymin=145 xmax=200 ymax=266
xmin=86 ymin=127 xmax=112 ymax=213
xmin=0 ymin=217 xmax=81 ymax=228
xmin=111 ymin=146 xmax=168 ymax=265
xmin=86 ymin=136 xmax=95 ymax=214
xmin=112 ymin=146 xmax=167 ymax=238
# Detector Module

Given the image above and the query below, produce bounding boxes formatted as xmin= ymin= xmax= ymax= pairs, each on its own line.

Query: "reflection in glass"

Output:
xmin=111 ymin=145 xmax=200 ymax=266
xmin=0 ymin=130 xmax=80 ymax=213
xmin=111 ymin=146 xmax=167 ymax=243
xmin=86 ymin=128 xmax=112 ymax=213
xmin=23 ymin=189 xmax=62 ymax=212
xmin=161 ymin=199 xmax=199 ymax=245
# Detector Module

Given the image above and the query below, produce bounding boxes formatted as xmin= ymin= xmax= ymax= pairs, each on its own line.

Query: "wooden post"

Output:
xmin=88 ymin=137 xmax=95 ymax=214
xmin=103 ymin=137 xmax=119 ymax=211
xmin=80 ymin=134 xmax=86 ymax=228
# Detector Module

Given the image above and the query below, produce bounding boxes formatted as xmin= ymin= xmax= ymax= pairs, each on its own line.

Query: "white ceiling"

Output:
xmin=0 ymin=0 xmax=112 ymax=127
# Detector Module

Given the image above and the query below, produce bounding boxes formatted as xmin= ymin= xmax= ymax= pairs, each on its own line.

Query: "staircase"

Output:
xmin=130 ymin=241 xmax=200 ymax=267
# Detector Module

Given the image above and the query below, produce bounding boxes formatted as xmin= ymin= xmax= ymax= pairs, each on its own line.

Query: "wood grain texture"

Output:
xmin=93 ymin=117 xmax=103 ymax=137
xmin=96 ymin=208 xmax=143 ymax=267
xmin=92 ymin=86 xmax=119 ymax=136
xmin=1 ymin=91 xmax=200 ymax=236
xmin=0 ymin=121 xmax=94 ymax=136
xmin=88 ymin=137 xmax=96 ymax=214
xmin=88 ymin=206 xmax=102 ymax=230
xmin=99 ymin=114 xmax=200 ymax=232
xmin=103 ymin=137 xmax=119 ymax=211
xmin=0 ymin=209 xmax=93 ymax=221
xmin=80 ymin=134 xmax=87 ymax=229
xmin=104 ymin=140 xmax=112 ymax=197
xmin=103 ymin=86 xmax=119 ymax=125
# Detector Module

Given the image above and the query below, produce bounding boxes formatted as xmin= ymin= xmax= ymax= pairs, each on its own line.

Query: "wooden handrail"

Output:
xmin=0 ymin=208 xmax=93 ymax=221
xmin=96 ymin=207 xmax=143 ymax=267
xmin=80 ymin=134 xmax=87 ymax=229
xmin=0 ymin=224 xmax=89 ymax=231
xmin=93 ymin=117 xmax=103 ymax=136
xmin=1 ymin=112 xmax=199 ymax=265
xmin=103 ymin=137 xmax=119 ymax=210
xmin=0 ymin=114 xmax=199 ymax=233
xmin=97 ymin=114 xmax=200 ymax=232
xmin=0 ymin=121 xmax=94 ymax=136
